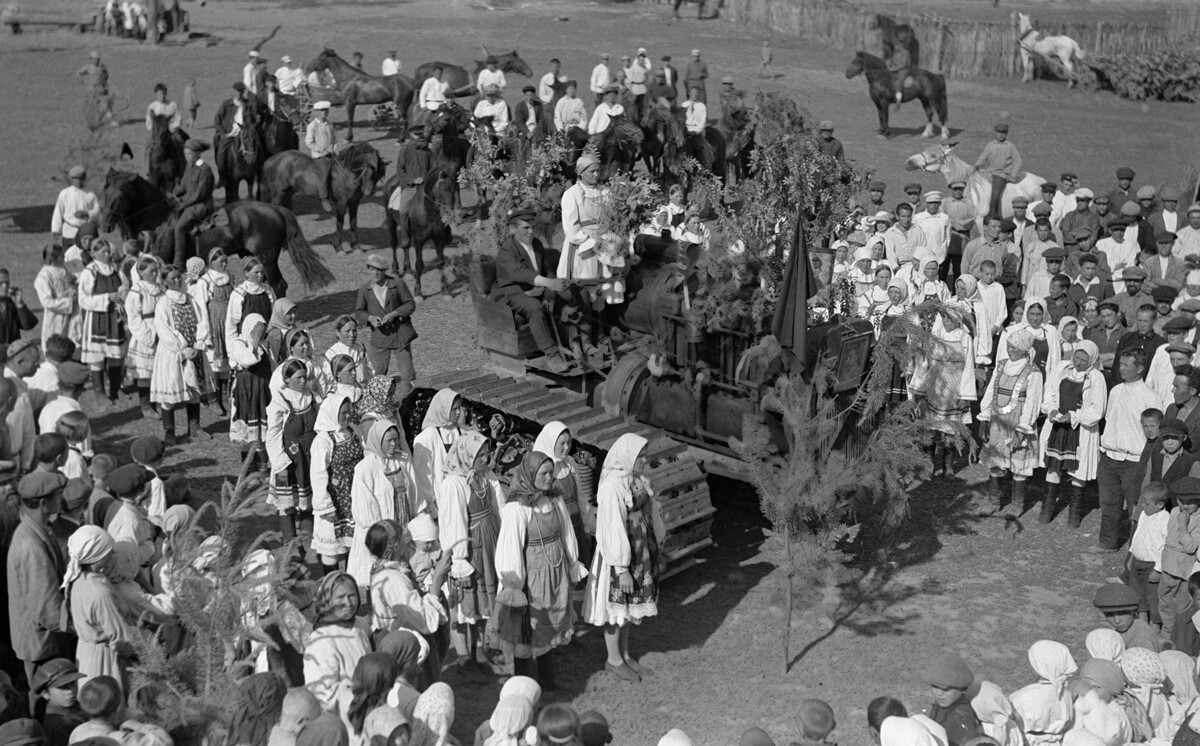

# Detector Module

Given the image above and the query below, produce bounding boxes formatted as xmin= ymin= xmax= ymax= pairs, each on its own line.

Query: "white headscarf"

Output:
xmin=1030 ymin=640 xmax=1079 ymax=693
xmin=314 ymin=392 xmax=351 ymax=434
xmin=63 ymin=525 xmax=116 ymax=589
xmin=971 ymin=681 xmax=1024 ymax=746
xmin=239 ymin=312 xmax=267 ymax=346
xmin=421 ymin=388 xmax=460 ymax=431
xmin=879 ymin=717 xmax=939 ymax=746
xmin=1086 ymin=629 xmax=1126 ymax=664
xmin=532 ymin=421 xmax=573 ymax=479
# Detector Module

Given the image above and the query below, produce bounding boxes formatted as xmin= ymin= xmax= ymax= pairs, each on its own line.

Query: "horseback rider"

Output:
xmin=718 ymin=75 xmax=750 ymax=132
xmin=305 ymin=101 xmax=340 ymax=213
xmin=587 ymin=85 xmax=624 ymax=148
xmin=683 ymin=85 xmax=707 ymax=140
xmin=886 ymin=41 xmax=915 ymax=105
xmin=146 ymin=82 xmax=187 ymax=149
xmin=472 ymin=83 xmax=510 ymax=141
xmin=513 ymin=86 xmax=550 ymax=145
xmin=388 ymin=125 xmax=432 ymax=223
xmin=172 ymin=140 xmax=215 ymax=269
xmin=974 ymin=122 xmax=1023 ymax=219
xmin=213 ymin=82 xmax=253 ymax=183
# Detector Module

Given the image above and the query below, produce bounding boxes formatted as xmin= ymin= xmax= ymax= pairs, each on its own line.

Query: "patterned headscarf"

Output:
xmin=185 ymin=257 xmax=206 ymax=285
xmin=313 ymin=571 xmax=359 ymax=626
xmin=358 ymin=376 xmax=401 ymax=434
xmin=410 ymin=683 xmax=455 ymax=746
xmin=226 ymin=673 xmax=287 ymax=746
xmin=1007 ymin=328 xmax=1035 ymax=356
xmin=1121 ymin=647 xmax=1166 ymax=688
xmin=1086 ymin=628 xmax=1125 ymax=664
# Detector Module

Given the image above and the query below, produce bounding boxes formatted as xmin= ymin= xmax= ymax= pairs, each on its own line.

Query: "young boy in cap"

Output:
xmin=129 ymin=436 xmax=166 ymax=519
xmin=1151 ymin=286 xmax=1178 ymax=335
xmin=796 ymin=699 xmax=837 ymax=746
xmin=1067 ymin=254 xmax=1113 ymax=308
xmin=1044 ymin=274 xmax=1078 ymax=325
xmin=1093 ymin=582 xmax=1161 ymax=651
xmin=921 ymin=653 xmax=981 ymax=746
xmin=1159 ymin=476 xmax=1200 ymax=634
xmin=1123 ymin=481 xmax=1169 ymax=629
xmin=70 ymin=676 xmax=123 ymax=743
xmin=1023 ymin=246 xmax=1065 ymax=304
xmin=104 ymin=464 xmax=154 ymax=562
xmin=34 ymin=658 xmax=86 ymax=746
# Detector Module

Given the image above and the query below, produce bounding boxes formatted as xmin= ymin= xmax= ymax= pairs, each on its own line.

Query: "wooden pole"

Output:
xmin=148 ymin=0 xmax=159 ymax=43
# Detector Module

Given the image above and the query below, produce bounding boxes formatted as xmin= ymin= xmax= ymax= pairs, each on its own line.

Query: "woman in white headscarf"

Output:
xmin=311 ymin=393 xmax=364 ymax=575
xmin=849 ymin=245 xmax=880 ymax=298
xmin=910 ymin=303 xmax=976 ymax=476
xmin=979 ymin=327 xmax=1045 ymax=507
xmin=582 ymin=433 xmax=660 ymax=683
xmin=879 ymin=716 xmax=941 ymax=746
xmin=228 ymin=312 xmax=273 ymax=467
xmin=954 ymin=274 xmax=996 ymax=367
xmin=1085 ymin=629 xmax=1126 ymax=664
xmin=349 ymin=419 xmax=418 ymax=589
xmin=532 ymin=421 xmax=593 ymax=561
xmin=151 ymin=265 xmax=211 ymax=445
xmin=65 ymin=525 xmax=133 ymax=691
xmin=1038 ymin=340 xmax=1107 ymax=526
xmin=412 ymin=388 xmax=463 ymax=518
xmin=971 ymin=681 xmax=1025 ymax=746
xmin=125 ymin=255 xmax=163 ymax=418
xmin=996 ymin=300 xmax=1062 ymax=377
xmin=1010 ymin=640 xmax=1078 ymax=746
xmin=1121 ymin=648 xmax=1172 ymax=738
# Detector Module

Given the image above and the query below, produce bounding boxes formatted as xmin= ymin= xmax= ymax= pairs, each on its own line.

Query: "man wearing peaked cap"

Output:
xmin=0 ymin=719 xmax=45 ymax=746
xmin=944 ymin=179 xmax=976 ymax=277
xmin=1059 ymin=187 xmax=1100 ymax=246
xmin=921 ymin=653 xmax=978 ymax=746
xmin=1112 ymin=265 xmax=1151 ymax=324
xmin=107 ymin=464 xmax=151 ymax=498
xmin=1152 ymin=185 xmax=1183 ymax=238
xmin=867 ymin=181 xmax=887 ymax=211
xmin=816 ymin=119 xmax=844 ymax=162
xmin=491 ymin=204 xmax=569 ymax=374
xmin=975 ymin=121 xmax=1022 ymax=219
xmin=1109 ymin=167 xmax=1137 ymax=214
xmin=913 ymin=190 xmax=950 ymax=272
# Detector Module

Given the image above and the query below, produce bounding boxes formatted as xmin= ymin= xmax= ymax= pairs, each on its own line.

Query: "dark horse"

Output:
xmin=871 ymin=14 xmax=920 ymax=67
xmin=383 ymin=168 xmax=456 ymax=297
xmin=100 ymin=169 xmax=174 ymax=238
xmin=148 ymin=201 xmax=334 ymax=298
xmin=261 ymin=142 xmax=387 ymax=252
xmin=412 ymin=52 xmax=533 ymax=94
xmin=424 ymin=102 xmax=473 ymax=216
xmin=262 ymin=92 xmax=304 ymax=157
xmin=216 ymin=124 xmax=265 ymax=201
xmin=646 ymin=104 xmax=727 ymax=190
xmin=845 ymin=51 xmax=949 ymax=140
xmin=307 ymin=48 xmax=416 ymax=142
xmin=146 ymin=114 xmax=185 ymax=194
xmin=593 ymin=117 xmax=642 ymax=181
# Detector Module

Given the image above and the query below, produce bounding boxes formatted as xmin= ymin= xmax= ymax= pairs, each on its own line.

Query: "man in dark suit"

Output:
xmin=172 ymin=140 xmax=215 ymax=269
xmin=1167 ymin=366 xmax=1200 ymax=457
xmin=213 ymin=82 xmax=253 ymax=191
xmin=512 ymin=85 xmax=552 ymax=144
xmin=492 ymin=209 xmax=568 ymax=373
xmin=356 ymin=253 xmax=417 ymax=395
xmin=659 ymin=55 xmax=680 ymax=101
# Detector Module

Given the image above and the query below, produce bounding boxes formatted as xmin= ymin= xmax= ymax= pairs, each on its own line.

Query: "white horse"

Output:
xmin=906 ymin=143 xmax=1043 ymax=233
xmin=1017 ymin=12 xmax=1084 ymax=88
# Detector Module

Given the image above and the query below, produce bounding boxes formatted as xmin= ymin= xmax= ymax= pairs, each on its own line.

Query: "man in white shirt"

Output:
xmin=1096 ymin=347 xmax=1165 ymax=552
xmin=627 ymin=51 xmax=649 ymax=120
xmin=50 ymin=166 xmax=99 ymax=245
xmin=476 ymin=56 xmax=507 ymax=94
xmin=473 ymin=84 xmax=509 ymax=137
xmin=1096 ymin=220 xmax=1139 ymax=294
xmin=419 ymin=66 xmax=449 ymax=112
xmin=590 ymin=53 xmax=611 ymax=105
xmin=1178 ymin=204 xmax=1200 ymax=263
xmin=145 ymin=82 xmax=182 ymax=135
xmin=381 ymin=51 xmax=401 ymax=77
xmin=554 ymin=80 xmax=587 ymax=134
xmin=912 ymin=191 xmax=950 ymax=266
xmin=538 ymin=58 xmax=566 ymax=104
xmin=884 ymin=203 xmax=921 ymax=270
xmin=275 ymin=56 xmax=304 ymax=95
xmin=4 ymin=340 xmax=40 ymax=473
xmin=587 ymin=86 xmax=624 ymax=136
xmin=683 ymin=86 xmax=706 ymax=135
xmin=1009 ymin=196 xmax=1031 ymax=252
xmin=243 ymin=50 xmax=259 ymax=94
xmin=305 ymin=101 xmax=339 ymax=212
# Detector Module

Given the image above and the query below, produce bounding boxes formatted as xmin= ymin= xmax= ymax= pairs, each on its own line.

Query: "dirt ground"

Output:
xmin=0 ymin=0 xmax=1194 ymax=743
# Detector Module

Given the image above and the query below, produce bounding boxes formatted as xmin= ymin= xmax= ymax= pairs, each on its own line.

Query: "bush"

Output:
xmin=1093 ymin=50 xmax=1200 ymax=102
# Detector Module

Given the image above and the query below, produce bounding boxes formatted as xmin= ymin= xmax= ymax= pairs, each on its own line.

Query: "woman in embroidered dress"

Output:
xmin=979 ymin=328 xmax=1045 ymax=508
xmin=78 ymin=239 xmax=128 ymax=406
xmin=229 ymin=313 xmax=273 ymax=467
xmin=34 ymin=243 xmax=80 ymax=353
xmin=874 ymin=278 xmax=912 ymax=403
xmin=531 ymin=421 xmax=594 ymax=564
xmin=269 ymin=329 xmax=327 ymax=401
xmin=190 ymin=248 xmax=234 ymax=415
xmin=582 ymin=433 xmax=659 ymax=683
xmin=224 ymin=257 xmax=277 ymax=351
xmin=909 ymin=303 xmax=976 ymax=477
xmin=413 ymin=388 xmax=464 ymax=517
xmin=349 ymin=419 xmax=419 ymax=589
xmin=266 ymin=358 xmax=318 ymax=551
xmin=311 ymin=393 xmax=363 ymax=574
xmin=955 ymin=275 xmax=996 ymax=369
xmin=126 ymin=255 xmax=163 ymax=418
xmin=151 ymin=267 xmax=210 ymax=445
xmin=860 ymin=265 xmax=894 ymax=320
xmin=303 ymin=571 xmax=371 ymax=714
xmin=266 ymin=298 xmax=299 ymax=366
xmin=438 ymin=430 xmax=504 ymax=674
xmin=997 ymin=299 xmax=1062 ymax=377
xmin=328 ymin=353 xmax=365 ymax=406
xmin=493 ymin=451 xmax=587 ymax=690
xmin=366 ymin=519 xmax=449 ymax=639
xmin=323 ymin=315 xmax=373 ymax=386
xmin=1038 ymin=340 xmax=1107 ymax=527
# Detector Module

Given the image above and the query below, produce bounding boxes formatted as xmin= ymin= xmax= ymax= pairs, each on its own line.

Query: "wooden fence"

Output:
xmin=699 ymin=0 xmax=1200 ymax=79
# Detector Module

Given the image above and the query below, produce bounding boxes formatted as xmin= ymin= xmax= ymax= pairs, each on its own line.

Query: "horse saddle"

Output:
xmin=196 ymin=208 xmax=229 ymax=231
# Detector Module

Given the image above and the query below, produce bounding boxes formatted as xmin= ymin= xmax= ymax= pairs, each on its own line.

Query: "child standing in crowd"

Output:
xmin=1124 ymin=482 xmax=1170 ymax=628
xmin=1159 ymin=477 xmax=1200 ymax=635
xmin=266 ymin=358 xmax=318 ymax=550
xmin=125 ymin=256 xmax=162 ymax=419
xmin=229 ymin=313 xmax=272 ymax=468
xmin=1093 ymin=582 xmax=1161 ymax=652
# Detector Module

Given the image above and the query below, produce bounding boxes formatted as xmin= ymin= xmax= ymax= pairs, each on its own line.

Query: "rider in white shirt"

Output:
xmin=275 ymin=56 xmax=304 ymax=95
xmin=539 ymin=59 xmax=566 ymax=104
xmin=683 ymin=87 xmax=706 ymax=134
xmin=242 ymin=50 xmax=259 ymax=93
xmin=472 ymin=84 xmax=509 ymax=136
xmin=477 ymin=57 xmax=507 ymax=93
xmin=145 ymin=83 xmax=182 ymax=132
xmin=587 ymin=86 xmax=624 ymax=135
xmin=554 ymin=81 xmax=587 ymax=132
xmin=419 ymin=67 xmax=449 ymax=111
xmin=381 ymin=51 xmax=401 ymax=76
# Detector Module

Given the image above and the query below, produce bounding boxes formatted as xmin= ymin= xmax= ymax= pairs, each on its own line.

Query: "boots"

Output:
xmin=278 ymin=512 xmax=297 ymax=545
xmin=1068 ymin=484 xmax=1084 ymax=528
xmin=987 ymin=475 xmax=1001 ymax=506
xmin=186 ymin=403 xmax=209 ymax=440
xmin=216 ymin=376 xmax=229 ymax=416
xmin=138 ymin=382 xmax=154 ymax=419
xmin=1039 ymin=482 xmax=1058 ymax=524
xmin=90 ymin=369 xmax=106 ymax=405
xmin=513 ymin=656 xmax=536 ymax=680
xmin=161 ymin=406 xmax=177 ymax=446
xmin=106 ymin=365 xmax=122 ymax=403
xmin=297 ymin=511 xmax=315 ymax=558
xmin=1011 ymin=479 xmax=1026 ymax=511
xmin=535 ymin=652 xmax=557 ymax=692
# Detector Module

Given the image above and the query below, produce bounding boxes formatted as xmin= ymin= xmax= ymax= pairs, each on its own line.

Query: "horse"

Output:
xmin=383 ymin=168 xmax=456 ymax=297
xmin=412 ymin=51 xmax=533 ymax=94
xmin=99 ymin=168 xmax=174 ymax=238
xmin=424 ymin=102 xmax=473 ymax=215
xmin=146 ymin=114 xmax=184 ymax=194
xmin=147 ymin=201 xmax=333 ymax=298
xmin=905 ymin=143 xmax=1044 ymax=232
xmin=645 ymin=104 xmax=726 ymax=190
xmin=845 ymin=51 xmax=949 ymax=140
xmin=871 ymin=14 xmax=920 ymax=68
xmin=216 ymin=125 xmax=264 ymax=202
xmin=1017 ymin=12 xmax=1084 ymax=87
xmin=262 ymin=93 xmax=304 ymax=157
xmin=261 ymin=142 xmax=387 ymax=253
xmin=306 ymin=48 xmax=416 ymax=142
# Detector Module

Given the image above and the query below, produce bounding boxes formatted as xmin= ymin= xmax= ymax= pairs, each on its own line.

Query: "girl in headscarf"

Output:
xmin=849 ymin=245 xmax=879 ymax=299
xmin=910 ymin=303 xmax=976 ymax=476
xmin=65 ymin=525 xmax=133 ymax=692
xmin=997 ymin=300 xmax=1062 ymax=377
xmin=269 ymin=330 xmax=327 ymax=401
xmin=126 ymin=255 xmax=163 ymax=418
xmin=327 ymin=354 xmax=364 ymax=405
xmin=480 ymin=697 xmax=534 ymax=746
xmin=266 ymin=298 xmax=299 ymax=366
xmin=1085 ymin=629 xmax=1125 ymax=663
xmin=323 ymin=315 xmax=373 ymax=386
xmin=366 ymin=519 xmax=449 ymax=637
xmin=978 ymin=327 xmax=1045 ymax=507
xmin=151 ymin=266 xmax=211 ymax=445
xmin=1058 ymin=317 xmax=1080 ymax=358
xmin=1038 ymin=340 xmax=1107 ymax=526
xmin=413 ymin=389 xmax=464 ymax=516
xmin=303 ymin=571 xmax=370 ymax=713
xmin=350 ymin=420 xmax=419 ymax=589
xmin=493 ymin=451 xmax=587 ymax=689
xmin=358 ymin=377 xmax=402 ymax=441
xmin=1069 ymin=659 xmax=1138 ymax=746
xmin=410 ymin=683 xmax=457 ymax=746
xmin=34 ymin=242 xmax=80 ymax=353
xmin=227 ymin=672 xmax=287 ymax=746
xmin=1121 ymin=648 xmax=1172 ymax=739
xmin=474 ymin=677 xmax=541 ymax=746
xmin=955 ymin=274 xmax=996 ymax=369
xmin=78 ymin=239 xmax=128 ymax=406
xmin=229 ymin=313 xmax=273 ymax=467
xmin=858 ymin=264 xmax=893 ymax=319
xmin=224 ymin=257 xmax=277 ymax=352
xmin=903 ymin=250 xmax=950 ymax=306
xmin=970 ymin=681 xmax=1023 ymax=746
xmin=531 ymin=422 xmax=593 ymax=564
xmin=1009 ymin=640 xmax=1078 ymax=746
xmin=266 ymin=358 xmax=318 ymax=549
xmin=378 ymin=630 xmax=430 ymax=720
xmin=582 ymin=433 xmax=659 ymax=683
xmin=190 ymin=248 xmax=233 ymax=415
xmin=311 ymin=393 xmax=363 ymax=574
xmin=346 ymin=653 xmax=399 ymax=746
xmin=438 ymin=430 xmax=503 ymax=674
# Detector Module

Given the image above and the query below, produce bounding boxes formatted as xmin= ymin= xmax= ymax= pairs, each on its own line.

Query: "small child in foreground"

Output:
xmin=1124 ymin=481 xmax=1170 ymax=627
